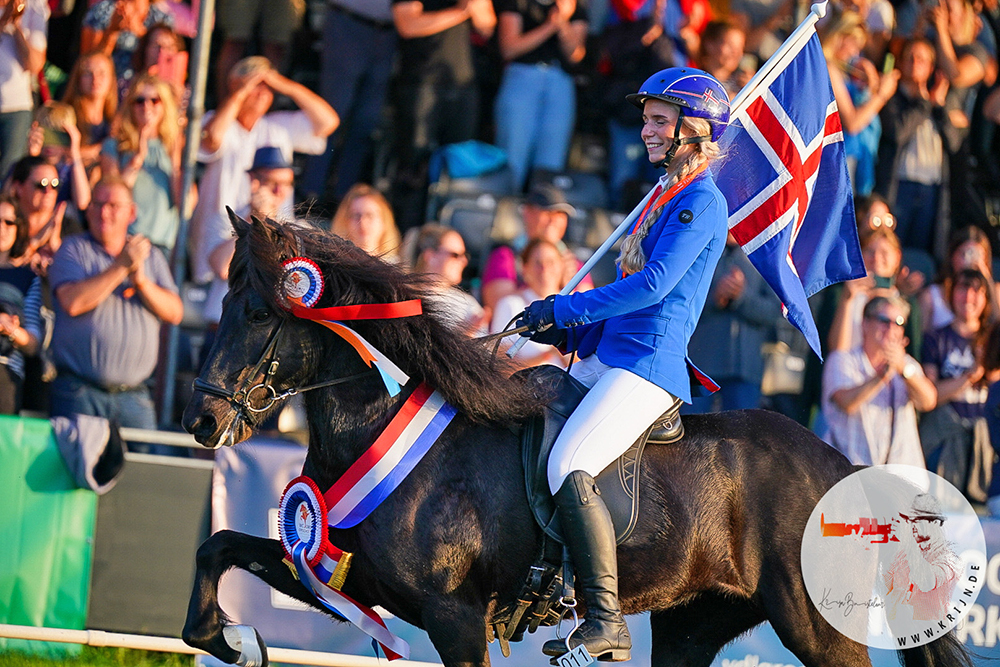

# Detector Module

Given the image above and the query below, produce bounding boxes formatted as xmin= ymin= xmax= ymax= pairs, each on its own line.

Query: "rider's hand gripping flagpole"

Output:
xmin=508 ymin=1 xmax=831 ymax=359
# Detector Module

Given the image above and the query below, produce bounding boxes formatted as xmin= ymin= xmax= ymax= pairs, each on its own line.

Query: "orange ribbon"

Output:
xmin=629 ymin=161 xmax=709 ymax=235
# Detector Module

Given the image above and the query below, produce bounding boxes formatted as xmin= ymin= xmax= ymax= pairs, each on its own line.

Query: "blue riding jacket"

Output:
xmin=553 ymin=170 xmax=729 ymax=403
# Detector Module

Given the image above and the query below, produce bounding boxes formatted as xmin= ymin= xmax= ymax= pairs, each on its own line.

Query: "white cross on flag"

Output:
xmin=713 ymin=14 xmax=866 ymax=358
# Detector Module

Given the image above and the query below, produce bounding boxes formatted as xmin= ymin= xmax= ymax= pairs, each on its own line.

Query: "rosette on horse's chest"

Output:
xmin=278 ymin=475 xmax=352 ymax=589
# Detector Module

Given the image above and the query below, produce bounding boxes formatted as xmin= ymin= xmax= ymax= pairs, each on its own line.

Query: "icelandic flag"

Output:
xmin=713 ymin=29 xmax=865 ymax=359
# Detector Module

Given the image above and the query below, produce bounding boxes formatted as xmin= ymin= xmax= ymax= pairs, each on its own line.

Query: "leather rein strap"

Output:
xmin=192 ymin=319 xmax=375 ymax=425
xmin=192 ymin=298 xmax=422 ymax=425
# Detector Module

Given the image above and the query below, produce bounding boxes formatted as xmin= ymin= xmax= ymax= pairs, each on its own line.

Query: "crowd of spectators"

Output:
xmin=1 ymin=0 xmax=1000 ymax=506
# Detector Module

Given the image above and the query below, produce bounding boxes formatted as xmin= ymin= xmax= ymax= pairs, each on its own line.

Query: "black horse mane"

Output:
xmin=228 ymin=215 xmax=542 ymax=425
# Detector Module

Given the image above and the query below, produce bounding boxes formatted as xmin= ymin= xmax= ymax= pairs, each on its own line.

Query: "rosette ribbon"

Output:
xmin=277 ymin=383 xmax=457 ymax=660
xmin=279 ymin=477 xmax=408 ymax=660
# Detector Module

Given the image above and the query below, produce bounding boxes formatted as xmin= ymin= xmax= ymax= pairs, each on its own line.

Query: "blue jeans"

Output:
xmin=50 ymin=374 xmax=173 ymax=455
xmin=494 ymin=63 xmax=576 ymax=192
xmin=893 ymin=180 xmax=939 ymax=254
xmin=301 ymin=7 xmax=396 ymax=202
xmin=0 ymin=109 xmax=32 ymax=180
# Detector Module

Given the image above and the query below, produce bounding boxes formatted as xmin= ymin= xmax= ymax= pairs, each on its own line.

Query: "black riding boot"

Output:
xmin=542 ymin=471 xmax=631 ymax=661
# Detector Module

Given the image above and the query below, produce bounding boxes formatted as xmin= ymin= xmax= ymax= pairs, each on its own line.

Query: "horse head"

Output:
xmin=182 ymin=212 xmax=397 ymax=448
xmin=183 ymin=210 xmax=540 ymax=450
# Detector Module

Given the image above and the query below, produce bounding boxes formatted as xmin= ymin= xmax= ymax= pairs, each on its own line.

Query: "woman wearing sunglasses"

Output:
xmin=0 ymin=193 xmax=41 ymax=414
xmin=6 ymin=155 xmax=68 ymax=274
xmin=100 ymin=73 xmax=181 ymax=257
xmin=407 ymin=223 xmax=487 ymax=336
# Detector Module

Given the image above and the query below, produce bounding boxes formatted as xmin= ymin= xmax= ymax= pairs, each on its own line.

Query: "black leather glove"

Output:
xmin=518 ymin=295 xmax=557 ymax=333
xmin=525 ymin=326 xmax=566 ymax=347
xmin=517 ymin=295 xmax=563 ymax=347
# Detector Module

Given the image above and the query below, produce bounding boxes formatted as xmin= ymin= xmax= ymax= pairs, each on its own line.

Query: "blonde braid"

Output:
xmin=617 ymin=116 xmax=719 ymax=276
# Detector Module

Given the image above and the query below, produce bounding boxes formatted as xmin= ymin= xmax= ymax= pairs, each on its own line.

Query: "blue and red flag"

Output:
xmin=713 ymin=29 xmax=865 ymax=359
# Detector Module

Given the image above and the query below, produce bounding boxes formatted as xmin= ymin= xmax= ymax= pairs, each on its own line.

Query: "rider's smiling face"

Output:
xmin=641 ymin=99 xmax=681 ymax=164
xmin=641 ymin=99 xmax=698 ymax=165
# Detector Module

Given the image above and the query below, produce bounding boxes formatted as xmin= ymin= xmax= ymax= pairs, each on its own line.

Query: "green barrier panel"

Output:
xmin=0 ymin=416 xmax=97 ymax=657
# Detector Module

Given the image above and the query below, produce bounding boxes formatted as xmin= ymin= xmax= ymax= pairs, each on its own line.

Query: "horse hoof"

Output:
xmin=222 ymin=625 xmax=268 ymax=667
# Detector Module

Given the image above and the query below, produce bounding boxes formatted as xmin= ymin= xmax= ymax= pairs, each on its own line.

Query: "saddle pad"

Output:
xmin=518 ymin=366 xmax=647 ymax=545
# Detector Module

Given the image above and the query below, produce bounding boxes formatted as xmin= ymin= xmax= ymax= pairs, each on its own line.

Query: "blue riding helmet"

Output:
xmin=626 ymin=68 xmax=731 ymax=142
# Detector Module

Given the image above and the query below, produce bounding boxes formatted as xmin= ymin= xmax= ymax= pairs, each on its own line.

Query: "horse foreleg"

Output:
xmin=182 ymin=530 xmax=325 ymax=667
xmin=421 ymin=596 xmax=491 ymax=667
xmin=649 ymin=595 xmax=766 ymax=667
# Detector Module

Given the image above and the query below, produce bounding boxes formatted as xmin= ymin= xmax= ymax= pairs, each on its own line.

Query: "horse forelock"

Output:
xmin=227 ymin=216 xmax=541 ymax=425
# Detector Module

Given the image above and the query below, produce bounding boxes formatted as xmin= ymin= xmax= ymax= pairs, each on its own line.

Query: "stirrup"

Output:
xmin=646 ymin=396 xmax=684 ymax=444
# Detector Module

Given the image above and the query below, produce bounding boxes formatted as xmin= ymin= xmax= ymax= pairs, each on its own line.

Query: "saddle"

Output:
xmin=486 ymin=366 xmax=683 ymax=655
xmin=519 ymin=365 xmax=683 ymax=546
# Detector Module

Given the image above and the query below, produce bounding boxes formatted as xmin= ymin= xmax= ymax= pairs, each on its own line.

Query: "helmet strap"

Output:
xmin=654 ymin=109 xmax=711 ymax=170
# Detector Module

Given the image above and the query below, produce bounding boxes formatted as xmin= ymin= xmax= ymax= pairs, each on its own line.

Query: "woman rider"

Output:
xmin=518 ymin=68 xmax=731 ymax=661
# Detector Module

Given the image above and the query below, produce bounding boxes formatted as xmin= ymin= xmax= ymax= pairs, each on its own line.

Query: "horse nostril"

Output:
xmin=185 ymin=412 xmax=218 ymax=442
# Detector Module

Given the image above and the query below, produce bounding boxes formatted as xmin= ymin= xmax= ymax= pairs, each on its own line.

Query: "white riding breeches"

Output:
xmin=546 ymin=355 xmax=677 ymax=494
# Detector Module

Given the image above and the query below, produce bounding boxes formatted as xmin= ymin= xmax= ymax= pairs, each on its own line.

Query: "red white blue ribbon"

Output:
xmin=277 ymin=383 xmax=457 ymax=660
xmin=323 ymin=384 xmax=456 ymax=528
xmin=291 ymin=542 xmax=408 ymax=660
xmin=279 ymin=477 xmax=409 ymax=660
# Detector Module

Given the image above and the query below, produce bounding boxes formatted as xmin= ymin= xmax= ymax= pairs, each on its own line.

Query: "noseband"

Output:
xmin=192 ymin=319 xmax=374 ymax=430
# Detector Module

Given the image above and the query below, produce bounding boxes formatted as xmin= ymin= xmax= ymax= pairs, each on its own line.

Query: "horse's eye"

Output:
xmin=249 ymin=309 xmax=271 ymax=324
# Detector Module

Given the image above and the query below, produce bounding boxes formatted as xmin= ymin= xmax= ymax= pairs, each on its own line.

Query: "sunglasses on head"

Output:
xmin=133 ymin=96 xmax=162 ymax=106
xmin=33 ymin=178 xmax=60 ymax=191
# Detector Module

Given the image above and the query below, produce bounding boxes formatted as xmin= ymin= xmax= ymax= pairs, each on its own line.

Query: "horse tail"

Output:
xmin=897 ymin=633 xmax=974 ymax=667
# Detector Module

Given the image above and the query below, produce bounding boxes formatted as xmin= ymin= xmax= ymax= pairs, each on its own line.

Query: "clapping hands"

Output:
xmin=116 ymin=234 xmax=151 ymax=277
xmin=548 ymin=0 xmax=575 ymax=26
xmin=0 ymin=312 xmax=19 ymax=341
xmin=714 ymin=266 xmax=745 ymax=308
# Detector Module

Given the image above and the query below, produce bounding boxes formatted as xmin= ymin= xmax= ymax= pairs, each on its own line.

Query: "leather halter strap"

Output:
xmin=193 ymin=296 xmax=422 ymax=430
xmin=192 ymin=319 xmax=375 ymax=426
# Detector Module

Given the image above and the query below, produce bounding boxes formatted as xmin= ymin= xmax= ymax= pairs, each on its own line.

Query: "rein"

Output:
xmin=192 ymin=292 xmax=424 ymax=445
xmin=192 ymin=319 xmax=376 ymax=429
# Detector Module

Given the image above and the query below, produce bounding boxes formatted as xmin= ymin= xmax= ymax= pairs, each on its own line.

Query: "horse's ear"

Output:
xmin=227 ymin=207 xmax=251 ymax=238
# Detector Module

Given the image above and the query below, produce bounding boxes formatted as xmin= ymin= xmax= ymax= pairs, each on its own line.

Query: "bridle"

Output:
xmin=192 ymin=318 xmax=375 ymax=445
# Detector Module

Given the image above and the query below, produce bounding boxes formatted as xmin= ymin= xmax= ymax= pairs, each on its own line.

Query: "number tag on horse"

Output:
xmin=557 ymin=645 xmax=594 ymax=667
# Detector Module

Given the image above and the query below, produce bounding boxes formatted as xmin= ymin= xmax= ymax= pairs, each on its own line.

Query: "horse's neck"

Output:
xmin=303 ymin=385 xmax=406 ymax=483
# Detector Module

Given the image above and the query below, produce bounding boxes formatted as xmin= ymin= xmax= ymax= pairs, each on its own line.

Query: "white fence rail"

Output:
xmin=0 ymin=624 xmax=443 ymax=667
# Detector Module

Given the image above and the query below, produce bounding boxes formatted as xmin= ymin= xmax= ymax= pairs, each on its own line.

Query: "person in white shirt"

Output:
xmin=490 ymin=238 xmax=568 ymax=369
xmin=822 ymin=294 xmax=937 ymax=467
xmin=189 ymin=56 xmax=338 ymax=291
xmin=0 ymin=0 xmax=47 ymax=177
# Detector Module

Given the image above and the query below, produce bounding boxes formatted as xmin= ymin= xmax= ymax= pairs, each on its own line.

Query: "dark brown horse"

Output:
xmin=181 ymin=214 xmax=971 ymax=667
